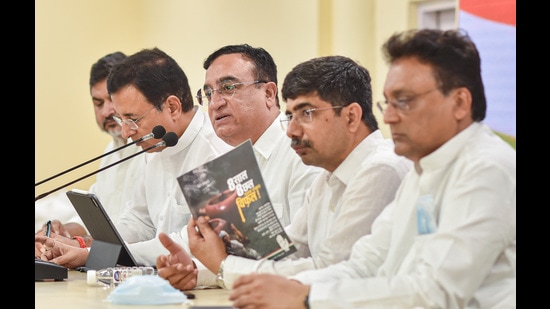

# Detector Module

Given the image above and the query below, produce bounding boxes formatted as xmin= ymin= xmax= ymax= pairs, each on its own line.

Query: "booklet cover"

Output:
xmin=177 ymin=139 xmax=296 ymax=261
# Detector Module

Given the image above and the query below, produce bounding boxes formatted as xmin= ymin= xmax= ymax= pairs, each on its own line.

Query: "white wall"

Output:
xmin=35 ymin=0 xmax=454 ymax=195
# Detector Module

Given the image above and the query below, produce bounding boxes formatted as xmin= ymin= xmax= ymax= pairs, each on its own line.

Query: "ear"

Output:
xmin=453 ymin=87 xmax=472 ymax=120
xmin=165 ymin=95 xmax=182 ymax=116
xmin=264 ymin=82 xmax=278 ymax=108
xmin=345 ymin=102 xmax=362 ymax=132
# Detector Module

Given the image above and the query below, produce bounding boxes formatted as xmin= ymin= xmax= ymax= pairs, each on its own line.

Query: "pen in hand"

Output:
xmin=45 ymin=220 xmax=52 ymax=237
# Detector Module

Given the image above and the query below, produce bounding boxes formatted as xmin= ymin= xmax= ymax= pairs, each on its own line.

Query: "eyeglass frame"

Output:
xmin=196 ymin=80 xmax=267 ymax=106
xmin=280 ymin=105 xmax=345 ymax=124
xmin=376 ymin=88 xmax=438 ymax=115
xmin=112 ymin=105 xmax=158 ymax=131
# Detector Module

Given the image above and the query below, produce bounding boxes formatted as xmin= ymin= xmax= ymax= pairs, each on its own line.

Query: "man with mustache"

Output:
xmin=228 ymin=29 xmax=516 ymax=309
xmin=156 ymin=53 xmax=412 ymax=291
xmin=35 ymin=52 xmax=144 ymax=240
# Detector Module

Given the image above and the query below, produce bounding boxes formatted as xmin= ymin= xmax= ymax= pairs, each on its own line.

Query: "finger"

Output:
xmin=156 ymin=255 xmax=168 ymax=268
xmin=159 ymin=264 xmax=187 ymax=283
xmin=232 ymin=273 xmax=255 ymax=289
xmin=187 ymin=217 xmax=202 ymax=241
xmin=158 ymin=232 xmax=183 ymax=255
xmin=170 ymin=264 xmax=198 ymax=290
xmin=194 ymin=216 xmax=216 ymax=238
xmin=50 ymin=221 xmax=63 ymax=233
xmin=35 ymin=235 xmax=48 ymax=243
xmin=35 ymin=244 xmax=44 ymax=258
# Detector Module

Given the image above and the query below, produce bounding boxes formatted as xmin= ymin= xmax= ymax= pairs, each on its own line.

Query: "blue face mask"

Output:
xmin=107 ymin=275 xmax=188 ymax=305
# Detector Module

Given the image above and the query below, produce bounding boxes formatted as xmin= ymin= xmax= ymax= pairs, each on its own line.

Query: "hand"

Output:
xmin=35 ymin=233 xmax=83 ymax=249
xmin=187 ymin=216 xmax=228 ymax=274
xmin=35 ymin=237 xmax=89 ymax=269
xmin=62 ymin=222 xmax=88 ymax=237
xmin=35 ymin=220 xmax=71 ymax=238
xmin=156 ymin=232 xmax=198 ymax=291
xmin=230 ymin=273 xmax=310 ymax=309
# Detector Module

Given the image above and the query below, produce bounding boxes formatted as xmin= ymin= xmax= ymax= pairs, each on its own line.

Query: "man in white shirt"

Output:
xmin=36 ymin=48 xmax=232 ymax=268
xmin=228 ymin=29 xmax=516 ymax=309
xmin=35 ymin=52 xmax=144 ymax=241
xmin=154 ymin=44 xmax=322 ymax=288
xmin=156 ymin=55 xmax=411 ymax=290
xmin=197 ymin=44 xmax=322 ymax=227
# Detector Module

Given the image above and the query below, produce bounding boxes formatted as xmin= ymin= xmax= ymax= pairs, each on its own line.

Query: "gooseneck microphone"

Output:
xmin=35 ymin=131 xmax=179 ymax=201
xmin=35 ymin=125 xmax=166 ymax=187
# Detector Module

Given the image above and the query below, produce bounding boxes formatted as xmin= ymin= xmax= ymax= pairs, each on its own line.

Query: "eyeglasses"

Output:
xmin=376 ymin=88 xmax=437 ymax=114
xmin=196 ymin=80 xmax=267 ymax=106
xmin=113 ymin=105 xmax=157 ymax=131
xmin=280 ymin=106 xmax=344 ymax=124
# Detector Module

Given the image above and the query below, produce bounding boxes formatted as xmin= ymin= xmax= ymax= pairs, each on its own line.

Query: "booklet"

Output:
xmin=177 ymin=139 xmax=296 ymax=260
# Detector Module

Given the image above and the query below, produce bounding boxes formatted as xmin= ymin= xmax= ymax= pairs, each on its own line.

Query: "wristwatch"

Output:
xmin=216 ymin=257 xmax=227 ymax=289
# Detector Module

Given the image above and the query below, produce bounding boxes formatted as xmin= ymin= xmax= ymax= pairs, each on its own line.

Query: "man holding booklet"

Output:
xmin=155 ymin=54 xmax=412 ymax=290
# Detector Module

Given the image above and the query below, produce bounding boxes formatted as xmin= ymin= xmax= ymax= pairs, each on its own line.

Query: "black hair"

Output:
xmin=282 ymin=55 xmax=378 ymax=131
xmin=107 ymin=48 xmax=193 ymax=112
xmin=382 ymin=28 xmax=486 ymax=121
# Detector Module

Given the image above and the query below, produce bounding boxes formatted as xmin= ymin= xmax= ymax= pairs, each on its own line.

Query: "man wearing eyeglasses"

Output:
xmin=196 ymin=44 xmax=322 ymax=228
xmin=227 ymin=29 xmax=516 ymax=309
xmin=153 ymin=44 xmax=322 ymax=288
xmin=36 ymin=48 xmax=233 ymax=268
xmin=155 ymin=54 xmax=411 ymax=291
xmin=36 ymin=51 xmax=144 ymax=245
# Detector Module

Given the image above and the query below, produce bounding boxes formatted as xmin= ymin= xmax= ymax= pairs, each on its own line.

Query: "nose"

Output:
xmin=120 ymin=124 xmax=133 ymax=139
xmin=208 ymin=90 xmax=226 ymax=110
xmin=381 ymin=104 xmax=400 ymax=124
xmin=285 ymin=118 xmax=303 ymax=139
xmin=101 ymin=99 xmax=116 ymax=118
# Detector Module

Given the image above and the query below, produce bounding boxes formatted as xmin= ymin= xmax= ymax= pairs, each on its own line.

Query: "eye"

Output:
xmin=92 ymin=99 xmax=103 ymax=107
xmin=303 ymin=109 xmax=314 ymax=117
xmin=204 ymin=89 xmax=213 ymax=98
xmin=285 ymin=114 xmax=293 ymax=121
xmin=395 ymin=97 xmax=411 ymax=108
xmin=221 ymin=83 xmax=236 ymax=93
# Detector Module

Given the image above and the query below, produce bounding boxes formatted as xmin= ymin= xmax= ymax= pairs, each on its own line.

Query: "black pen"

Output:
xmin=45 ymin=220 xmax=51 ymax=237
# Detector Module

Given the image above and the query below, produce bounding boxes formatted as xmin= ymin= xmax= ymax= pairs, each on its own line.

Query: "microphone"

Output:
xmin=35 ymin=131 xmax=179 ymax=201
xmin=35 ymin=125 xmax=166 ymax=187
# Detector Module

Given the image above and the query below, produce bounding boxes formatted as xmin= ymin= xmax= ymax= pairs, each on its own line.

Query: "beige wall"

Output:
xmin=35 ymin=0 xmax=450 ymax=195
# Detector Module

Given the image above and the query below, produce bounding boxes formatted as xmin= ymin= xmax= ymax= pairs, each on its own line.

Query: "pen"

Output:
xmin=45 ymin=220 xmax=51 ymax=237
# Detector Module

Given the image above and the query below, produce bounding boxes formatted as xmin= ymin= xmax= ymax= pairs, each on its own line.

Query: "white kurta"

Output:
xmin=292 ymin=122 xmax=516 ymax=309
xmin=35 ymin=135 xmax=144 ymax=233
xmin=174 ymin=113 xmax=323 ymax=287
xmin=117 ymin=109 xmax=233 ymax=266
xmin=220 ymin=130 xmax=412 ymax=288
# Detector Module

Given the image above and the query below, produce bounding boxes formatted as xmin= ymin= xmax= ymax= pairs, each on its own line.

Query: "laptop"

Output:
xmin=66 ymin=189 xmax=139 ymax=270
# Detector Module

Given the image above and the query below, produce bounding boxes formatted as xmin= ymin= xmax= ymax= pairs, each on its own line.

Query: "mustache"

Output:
xmin=291 ymin=138 xmax=311 ymax=148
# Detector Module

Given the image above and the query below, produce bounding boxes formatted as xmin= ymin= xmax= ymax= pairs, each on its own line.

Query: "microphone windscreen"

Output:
xmin=152 ymin=125 xmax=166 ymax=139
xmin=162 ymin=132 xmax=179 ymax=147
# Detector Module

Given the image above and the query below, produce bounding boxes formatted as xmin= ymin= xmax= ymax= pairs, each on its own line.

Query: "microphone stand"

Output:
xmin=35 ymin=141 xmax=136 ymax=187
xmin=35 ymin=144 xmax=158 ymax=201
xmin=35 ymin=125 xmax=166 ymax=187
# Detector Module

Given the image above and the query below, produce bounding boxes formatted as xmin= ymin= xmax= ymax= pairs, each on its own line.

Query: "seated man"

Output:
xmin=35 ymin=48 xmax=232 ymax=268
xmin=228 ymin=29 xmax=516 ymax=309
xmin=155 ymin=54 xmax=411 ymax=290
xmin=35 ymin=51 xmax=143 ymax=241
